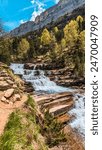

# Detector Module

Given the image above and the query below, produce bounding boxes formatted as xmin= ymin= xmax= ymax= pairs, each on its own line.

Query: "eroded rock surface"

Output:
xmin=0 ymin=62 xmax=24 ymax=104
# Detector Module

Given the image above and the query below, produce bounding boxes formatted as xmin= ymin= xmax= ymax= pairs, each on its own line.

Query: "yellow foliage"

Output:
xmin=41 ymin=28 xmax=51 ymax=46
xmin=17 ymin=38 xmax=30 ymax=59
xmin=64 ymin=20 xmax=79 ymax=48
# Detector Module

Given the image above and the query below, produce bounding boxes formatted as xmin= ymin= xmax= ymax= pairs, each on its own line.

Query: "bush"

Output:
xmin=43 ymin=110 xmax=67 ymax=148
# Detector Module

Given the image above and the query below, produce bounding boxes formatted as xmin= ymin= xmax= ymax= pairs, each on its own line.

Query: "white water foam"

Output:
xmin=10 ymin=63 xmax=24 ymax=75
xmin=69 ymin=94 xmax=85 ymax=137
xmin=10 ymin=63 xmax=71 ymax=93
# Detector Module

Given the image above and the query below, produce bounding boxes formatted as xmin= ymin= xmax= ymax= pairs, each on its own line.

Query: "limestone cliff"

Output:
xmin=10 ymin=0 xmax=85 ymax=36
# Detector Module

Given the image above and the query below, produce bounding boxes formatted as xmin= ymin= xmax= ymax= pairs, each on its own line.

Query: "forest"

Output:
xmin=0 ymin=15 xmax=85 ymax=77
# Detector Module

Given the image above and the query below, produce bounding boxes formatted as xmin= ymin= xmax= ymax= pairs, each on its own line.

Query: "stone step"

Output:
xmin=56 ymin=78 xmax=85 ymax=87
xmin=43 ymin=96 xmax=73 ymax=109
xmin=49 ymin=101 xmax=74 ymax=117
xmin=34 ymin=92 xmax=73 ymax=105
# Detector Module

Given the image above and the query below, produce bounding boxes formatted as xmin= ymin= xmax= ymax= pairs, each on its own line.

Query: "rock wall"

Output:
xmin=10 ymin=0 xmax=85 ymax=36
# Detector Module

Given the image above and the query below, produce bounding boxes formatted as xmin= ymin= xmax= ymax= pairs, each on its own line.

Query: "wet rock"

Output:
xmin=4 ymin=89 xmax=14 ymax=98
xmin=34 ymin=70 xmax=40 ymax=76
xmin=24 ymin=82 xmax=34 ymax=93
xmin=24 ymin=63 xmax=35 ymax=70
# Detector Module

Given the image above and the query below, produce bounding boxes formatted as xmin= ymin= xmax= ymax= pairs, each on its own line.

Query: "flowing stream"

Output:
xmin=10 ymin=63 xmax=85 ymax=137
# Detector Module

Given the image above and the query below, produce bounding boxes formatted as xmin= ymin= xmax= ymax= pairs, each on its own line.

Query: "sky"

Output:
xmin=0 ymin=0 xmax=59 ymax=31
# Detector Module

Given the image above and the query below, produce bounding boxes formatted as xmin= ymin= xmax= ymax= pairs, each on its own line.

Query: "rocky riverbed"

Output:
xmin=0 ymin=62 xmax=85 ymax=149
xmin=10 ymin=63 xmax=85 ymax=138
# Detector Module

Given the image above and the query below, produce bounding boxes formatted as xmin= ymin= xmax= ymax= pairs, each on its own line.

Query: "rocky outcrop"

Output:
xmin=10 ymin=0 xmax=85 ymax=36
xmin=0 ymin=62 xmax=24 ymax=104
xmin=34 ymin=92 xmax=74 ymax=124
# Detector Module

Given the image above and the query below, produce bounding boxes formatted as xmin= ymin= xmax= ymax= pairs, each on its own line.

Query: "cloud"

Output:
xmin=20 ymin=20 xmax=26 ymax=24
xmin=30 ymin=0 xmax=45 ymax=21
xmin=55 ymin=0 xmax=59 ymax=4
xmin=31 ymin=0 xmax=34 ymax=4
xmin=21 ymin=5 xmax=34 ymax=11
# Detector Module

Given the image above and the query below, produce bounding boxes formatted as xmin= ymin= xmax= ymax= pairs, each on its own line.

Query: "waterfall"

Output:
xmin=10 ymin=63 xmax=70 ymax=93
xmin=10 ymin=63 xmax=85 ymax=137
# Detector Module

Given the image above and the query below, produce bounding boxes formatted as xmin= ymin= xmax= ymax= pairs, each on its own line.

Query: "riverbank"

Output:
xmin=0 ymin=62 xmax=85 ymax=149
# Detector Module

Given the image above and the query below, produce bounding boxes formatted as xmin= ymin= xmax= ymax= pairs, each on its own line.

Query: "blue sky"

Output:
xmin=0 ymin=0 xmax=59 ymax=31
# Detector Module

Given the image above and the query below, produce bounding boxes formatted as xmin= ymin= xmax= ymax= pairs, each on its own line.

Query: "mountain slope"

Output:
xmin=10 ymin=0 xmax=85 ymax=37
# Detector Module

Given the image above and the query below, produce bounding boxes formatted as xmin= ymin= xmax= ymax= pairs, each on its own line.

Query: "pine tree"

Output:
xmin=76 ymin=15 xmax=84 ymax=31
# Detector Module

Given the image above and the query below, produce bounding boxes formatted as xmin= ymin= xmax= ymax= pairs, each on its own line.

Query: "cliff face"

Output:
xmin=10 ymin=0 xmax=85 ymax=36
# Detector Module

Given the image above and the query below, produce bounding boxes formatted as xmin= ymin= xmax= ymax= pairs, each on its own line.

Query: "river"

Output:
xmin=10 ymin=63 xmax=85 ymax=138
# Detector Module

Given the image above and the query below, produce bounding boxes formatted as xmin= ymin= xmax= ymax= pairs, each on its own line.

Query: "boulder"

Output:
xmin=4 ymin=89 xmax=14 ymax=98
xmin=13 ymin=94 xmax=21 ymax=102
xmin=1 ymin=96 xmax=7 ymax=103
xmin=1 ymin=96 xmax=9 ymax=104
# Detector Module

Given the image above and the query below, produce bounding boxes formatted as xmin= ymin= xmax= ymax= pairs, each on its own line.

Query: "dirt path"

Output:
xmin=0 ymin=94 xmax=27 ymax=135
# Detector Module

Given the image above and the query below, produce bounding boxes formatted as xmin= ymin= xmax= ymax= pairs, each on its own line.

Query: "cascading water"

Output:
xmin=69 ymin=93 xmax=85 ymax=138
xmin=10 ymin=63 xmax=70 ymax=93
xmin=10 ymin=63 xmax=85 ymax=137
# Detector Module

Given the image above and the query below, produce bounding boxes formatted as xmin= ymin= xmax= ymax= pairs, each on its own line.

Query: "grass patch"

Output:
xmin=0 ymin=96 xmax=67 ymax=149
xmin=0 ymin=96 xmax=48 ymax=150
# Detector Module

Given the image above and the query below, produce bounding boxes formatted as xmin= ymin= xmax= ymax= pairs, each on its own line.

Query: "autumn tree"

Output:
xmin=41 ymin=28 xmax=51 ymax=46
xmin=17 ymin=38 xmax=30 ymax=60
xmin=53 ymin=27 xmax=63 ymax=42
xmin=53 ymin=27 xmax=59 ymax=33
xmin=63 ymin=16 xmax=85 ymax=76
xmin=61 ymin=38 xmax=66 ymax=49
xmin=64 ymin=20 xmax=79 ymax=50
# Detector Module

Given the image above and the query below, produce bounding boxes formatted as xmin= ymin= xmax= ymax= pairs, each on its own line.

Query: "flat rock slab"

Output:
xmin=43 ymin=97 xmax=73 ymax=109
xmin=49 ymin=101 xmax=74 ymax=116
xmin=34 ymin=92 xmax=73 ymax=105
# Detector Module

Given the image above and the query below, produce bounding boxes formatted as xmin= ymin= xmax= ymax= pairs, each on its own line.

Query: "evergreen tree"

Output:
xmin=76 ymin=15 xmax=84 ymax=31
